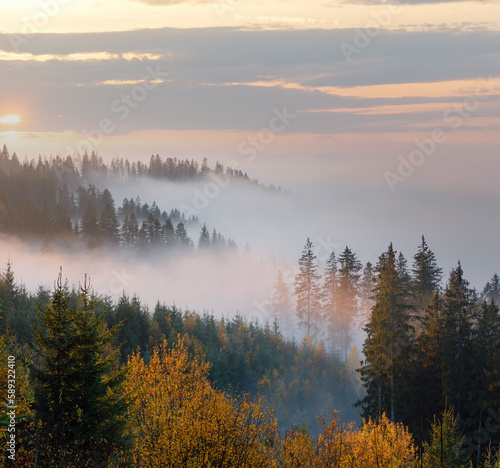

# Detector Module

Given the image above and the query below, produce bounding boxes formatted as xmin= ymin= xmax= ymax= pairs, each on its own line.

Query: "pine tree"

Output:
xmin=294 ymin=238 xmax=322 ymax=341
xmin=201 ymin=157 xmax=210 ymax=176
xmin=143 ymin=213 xmax=161 ymax=247
xmin=81 ymin=201 xmax=100 ymax=248
xmin=198 ymin=224 xmax=211 ymax=251
xmin=0 ymin=144 xmax=9 ymax=162
xmin=422 ymin=407 xmax=469 ymax=468
xmin=99 ymin=202 xmax=120 ymax=245
xmin=411 ymin=291 xmax=445 ymax=443
xmin=482 ymin=273 xmax=500 ymax=305
xmin=0 ymin=261 xmax=16 ymax=332
xmin=211 ymin=228 xmax=224 ymax=251
xmin=123 ymin=212 xmax=139 ymax=249
xmin=471 ymin=299 xmax=500 ymax=460
xmin=359 ymin=262 xmax=375 ymax=323
xmin=56 ymin=184 xmax=73 ymax=215
xmin=336 ymin=246 xmax=362 ymax=361
xmin=53 ymin=202 xmax=73 ymax=235
xmin=322 ymin=251 xmax=339 ymax=354
xmin=359 ymin=243 xmax=413 ymax=422
xmin=440 ymin=263 xmax=476 ymax=425
xmin=268 ymin=270 xmax=293 ymax=334
xmin=397 ymin=252 xmax=411 ymax=289
xmin=30 ymin=271 xmax=128 ymax=466
xmin=412 ymin=235 xmax=443 ymax=313
xmin=113 ymin=294 xmax=150 ymax=361
xmin=137 ymin=222 xmax=149 ymax=250
xmin=175 ymin=222 xmax=193 ymax=249
xmin=163 ymin=218 xmax=176 ymax=248
xmin=121 ymin=214 xmax=131 ymax=246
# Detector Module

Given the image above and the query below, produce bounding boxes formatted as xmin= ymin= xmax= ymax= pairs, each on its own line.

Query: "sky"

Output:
xmin=0 ymin=0 xmax=499 ymax=304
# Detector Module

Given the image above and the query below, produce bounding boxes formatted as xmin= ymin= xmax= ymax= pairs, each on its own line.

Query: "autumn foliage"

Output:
xmin=125 ymin=338 xmax=419 ymax=468
xmin=125 ymin=339 xmax=278 ymax=467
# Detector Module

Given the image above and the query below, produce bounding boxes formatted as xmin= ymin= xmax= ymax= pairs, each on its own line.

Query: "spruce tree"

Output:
xmin=422 ymin=407 xmax=469 ymax=468
xmin=81 ymin=201 xmax=100 ymax=248
xmin=440 ymin=263 xmax=476 ymax=424
xmin=482 ymin=274 xmax=500 ymax=305
xmin=99 ymin=202 xmax=120 ymax=245
xmin=211 ymin=228 xmax=224 ymax=251
xmin=30 ymin=271 xmax=128 ymax=466
xmin=53 ymin=202 xmax=73 ymax=235
xmin=0 ymin=261 xmax=16 ymax=332
xmin=359 ymin=262 xmax=375 ymax=322
xmin=294 ymin=238 xmax=322 ymax=341
xmin=0 ymin=144 xmax=9 ymax=162
xmin=175 ymin=221 xmax=192 ymax=249
xmin=137 ymin=221 xmax=149 ymax=250
xmin=121 ymin=214 xmax=131 ymax=247
xmin=113 ymin=293 xmax=150 ymax=362
xmin=125 ymin=212 xmax=139 ymax=249
xmin=268 ymin=270 xmax=293 ymax=334
xmin=56 ymin=184 xmax=72 ymax=215
xmin=359 ymin=243 xmax=412 ymax=422
xmin=163 ymin=218 xmax=176 ymax=248
xmin=143 ymin=213 xmax=161 ymax=247
xmin=412 ymin=235 xmax=443 ymax=313
xmin=412 ymin=291 xmax=445 ymax=441
xmin=471 ymin=299 xmax=500 ymax=460
xmin=397 ymin=252 xmax=411 ymax=289
xmin=337 ymin=246 xmax=362 ymax=360
xmin=322 ymin=251 xmax=338 ymax=354
xmin=198 ymin=224 xmax=211 ymax=251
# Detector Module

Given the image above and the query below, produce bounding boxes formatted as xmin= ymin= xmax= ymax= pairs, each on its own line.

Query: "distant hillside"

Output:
xmin=0 ymin=145 xmax=283 ymax=253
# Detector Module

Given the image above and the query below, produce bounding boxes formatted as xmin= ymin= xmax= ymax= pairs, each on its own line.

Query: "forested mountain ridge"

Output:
xmin=1 ymin=234 xmax=500 ymax=466
xmin=0 ymin=145 xmax=270 ymax=252
xmin=1 ymin=145 xmax=500 ymax=466
xmin=264 ymin=237 xmax=500 ymax=466
xmin=0 ymin=144 xmax=281 ymax=189
xmin=0 ymin=262 xmax=360 ymax=461
xmin=1 ymin=251 xmax=500 ymax=466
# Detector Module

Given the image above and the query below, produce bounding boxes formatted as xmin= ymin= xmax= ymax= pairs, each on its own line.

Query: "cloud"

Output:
xmin=1 ymin=12 xmax=499 ymax=329
xmin=0 ymin=234 xmax=286 ymax=319
xmin=0 ymin=27 xmax=498 ymax=145
xmin=341 ymin=0 xmax=493 ymax=3
xmin=15 ymin=30 xmax=500 ymax=89
xmin=129 ymin=0 xmax=204 ymax=4
xmin=131 ymin=0 xmax=215 ymax=4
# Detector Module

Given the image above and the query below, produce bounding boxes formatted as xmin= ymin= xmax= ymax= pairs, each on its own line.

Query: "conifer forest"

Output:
xmin=0 ymin=146 xmax=499 ymax=466
xmin=1 ymin=1 xmax=499 ymax=466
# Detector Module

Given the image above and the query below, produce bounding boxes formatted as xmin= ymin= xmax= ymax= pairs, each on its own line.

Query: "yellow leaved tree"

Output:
xmin=343 ymin=413 xmax=418 ymax=467
xmin=125 ymin=336 xmax=419 ymax=468
xmin=278 ymin=411 xmax=418 ymax=468
xmin=125 ymin=338 xmax=279 ymax=467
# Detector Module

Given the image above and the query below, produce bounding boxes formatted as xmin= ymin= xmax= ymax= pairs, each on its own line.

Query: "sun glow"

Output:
xmin=0 ymin=114 xmax=21 ymax=124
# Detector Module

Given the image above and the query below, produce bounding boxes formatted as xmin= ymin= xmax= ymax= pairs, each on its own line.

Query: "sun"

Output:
xmin=0 ymin=115 xmax=21 ymax=124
